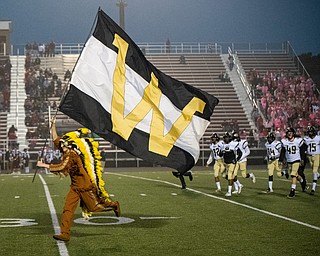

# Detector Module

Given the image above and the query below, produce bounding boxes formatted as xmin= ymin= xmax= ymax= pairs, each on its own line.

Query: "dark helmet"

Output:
xmin=210 ymin=133 xmax=219 ymax=140
xmin=307 ymin=125 xmax=317 ymax=137
xmin=223 ymin=132 xmax=232 ymax=143
xmin=232 ymin=131 xmax=240 ymax=141
xmin=267 ymin=132 xmax=275 ymax=143
xmin=285 ymin=127 xmax=296 ymax=138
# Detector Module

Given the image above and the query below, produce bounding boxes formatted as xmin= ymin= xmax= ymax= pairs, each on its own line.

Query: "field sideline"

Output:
xmin=0 ymin=166 xmax=319 ymax=256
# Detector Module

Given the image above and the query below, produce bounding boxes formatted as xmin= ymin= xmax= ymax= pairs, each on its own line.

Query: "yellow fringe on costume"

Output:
xmin=60 ymin=128 xmax=111 ymax=218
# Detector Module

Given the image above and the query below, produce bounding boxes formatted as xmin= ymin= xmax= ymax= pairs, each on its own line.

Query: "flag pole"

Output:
xmin=32 ymin=108 xmax=58 ymax=182
xmin=33 ymin=9 xmax=100 ymax=183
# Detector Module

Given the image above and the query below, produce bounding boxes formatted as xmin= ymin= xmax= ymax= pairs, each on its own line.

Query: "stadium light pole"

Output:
xmin=116 ymin=0 xmax=127 ymax=30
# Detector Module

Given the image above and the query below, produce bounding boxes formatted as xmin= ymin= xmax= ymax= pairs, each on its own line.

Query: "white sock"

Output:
xmin=228 ymin=185 xmax=232 ymax=193
xmin=268 ymin=181 xmax=273 ymax=190
xmin=236 ymin=180 xmax=241 ymax=186
xmin=234 ymin=183 xmax=238 ymax=191
xmin=216 ymin=181 xmax=221 ymax=190
xmin=312 ymin=182 xmax=316 ymax=191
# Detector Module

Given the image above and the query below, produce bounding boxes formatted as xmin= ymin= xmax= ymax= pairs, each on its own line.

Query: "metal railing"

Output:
xmin=9 ymin=41 xmax=291 ymax=56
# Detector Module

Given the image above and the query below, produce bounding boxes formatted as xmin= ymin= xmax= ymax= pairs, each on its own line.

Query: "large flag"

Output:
xmin=59 ymin=9 xmax=219 ymax=173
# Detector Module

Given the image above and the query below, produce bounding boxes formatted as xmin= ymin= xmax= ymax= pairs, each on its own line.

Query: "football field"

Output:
xmin=0 ymin=166 xmax=319 ymax=256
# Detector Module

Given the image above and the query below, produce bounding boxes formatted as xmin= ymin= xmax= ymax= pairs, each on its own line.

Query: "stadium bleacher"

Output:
xmin=2 ymin=45 xmax=318 ymax=168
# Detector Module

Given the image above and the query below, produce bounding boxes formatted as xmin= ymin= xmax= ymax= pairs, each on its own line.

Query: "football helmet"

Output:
xmin=223 ymin=132 xmax=232 ymax=143
xmin=285 ymin=127 xmax=295 ymax=139
xmin=232 ymin=131 xmax=240 ymax=141
xmin=210 ymin=133 xmax=219 ymax=140
xmin=307 ymin=125 xmax=317 ymax=138
xmin=266 ymin=132 xmax=275 ymax=143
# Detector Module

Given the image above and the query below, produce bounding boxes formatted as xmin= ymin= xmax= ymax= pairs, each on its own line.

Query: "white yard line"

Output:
xmin=39 ymin=175 xmax=69 ymax=256
xmin=106 ymin=172 xmax=320 ymax=231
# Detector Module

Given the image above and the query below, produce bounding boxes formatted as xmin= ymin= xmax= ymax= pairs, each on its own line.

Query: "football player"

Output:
xmin=206 ymin=133 xmax=225 ymax=193
xmin=303 ymin=126 xmax=320 ymax=195
xmin=220 ymin=132 xmax=242 ymax=197
xmin=233 ymin=131 xmax=256 ymax=194
xmin=279 ymin=127 xmax=307 ymax=198
xmin=265 ymin=131 xmax=289 ymax=193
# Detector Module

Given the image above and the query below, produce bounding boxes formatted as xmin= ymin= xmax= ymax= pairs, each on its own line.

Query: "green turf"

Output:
xmin=0 ymin=166 xmax=319 ymax=256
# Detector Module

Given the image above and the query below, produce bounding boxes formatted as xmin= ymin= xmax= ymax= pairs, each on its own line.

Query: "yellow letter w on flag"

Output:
xmin=112 ymin=34 xmax=206 ymax=157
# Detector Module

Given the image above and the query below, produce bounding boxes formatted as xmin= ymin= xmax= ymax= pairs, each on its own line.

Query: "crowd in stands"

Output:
xmin=218 ymin=69 xmax=320 ymax=147
xmin=24 ymin=54 xmax=66 ymax=151
xmin=1 ymin=148 xmax=30 ymax=174
xmin=221 ymin=119 xmax=239 ymax=133
xmin=25 ymin=41 xmax=56 ymax=57
xmin=0 ymin=146 xmax=61 ymax=174
xmin=248 ymin=68 xmax=320 ymax=144
xmin=0 ymin=57 xmax=11 ymax=111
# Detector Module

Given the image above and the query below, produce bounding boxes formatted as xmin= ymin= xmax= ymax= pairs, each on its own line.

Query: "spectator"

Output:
xmin=179 ymin=55 xmax=186 ymax=64
xmin=8 ymin=124 xmax=18 ymax=148
xmin=64 ymin=69 xmax=71 ymax=81
xmin=0 ymin=149 xmax=3 ymax=172
xmin=228 ymin=54 xmax=234 ymax=71
xmin=165 ymin=38 xmax=171 ymax=54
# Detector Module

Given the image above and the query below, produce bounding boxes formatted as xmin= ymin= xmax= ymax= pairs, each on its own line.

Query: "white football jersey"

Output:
xmin=265 ymin=140 xmax=282 ymax=160
xmin=281 ymin=137 xmax=304 ymax=163
xmin=206 ymin=140 xmax=224 ymax=165
xmin=303 ymin=135 xmax=320 ymax=155
xmin=237 ymin=139 xmax=250 ymax=163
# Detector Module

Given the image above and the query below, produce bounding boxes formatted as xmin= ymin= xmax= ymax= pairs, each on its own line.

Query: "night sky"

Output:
xmin=1 ymin=0 xmax=320 ymax=54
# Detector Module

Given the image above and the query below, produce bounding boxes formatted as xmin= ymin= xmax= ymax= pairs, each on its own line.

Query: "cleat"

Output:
xmin=251 ymin=174 xmax=256 ymax=183
xmin=301 ymin=179 xmax=308 ymax=192
xmin=106 ymin=201 xmax=121 ymax=217
xmin=238 ymin=184 xmax=243 ymax=194
xmin=215 ymin=189 xmax=222 ymax=193
xmin=310 ymin=190 xmax=315 ymax=195
xmin=225 ymin=192 xmax=232 ymax=197
xmin=302 ymin=185 xmax=309 ymax=192
xmin=53 ymin=233 xmax=70 ymax=242
xmin=285 ymin=170 xmax=289 ymax=179
xmin=232 ymin=190 xmax=239 ymax=194
xmin=267 ymin=188 xmax=273 ymax=193
xmin=188 ymin=171 xmax=193 ymax=181
xmin=287 ymin=189 xmax=295 ymax=199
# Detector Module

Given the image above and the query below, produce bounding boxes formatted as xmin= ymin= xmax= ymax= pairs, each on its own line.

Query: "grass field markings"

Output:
xmin=171 ymin=193 xmax=178 ymax=196
xmin=140 ymin=194 xmax=147 ymax=196
xmin=185 ymin=190 xmax=320 ymax=232
xmin=39 ymin=174 xmax=69 ymax=256
xmin=74 ymin=216 xmax=135 ymax=225
xmin=14 ymin=195 xmax=20 ymax=199
xmin=106 ymin=172 xmax=320 ymax=231
xmin=39 ymin=195 xmax=60 ymax=198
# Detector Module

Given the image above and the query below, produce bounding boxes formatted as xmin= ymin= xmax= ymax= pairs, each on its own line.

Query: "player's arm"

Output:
xmin=279 ymin=146 xmax=286 ymax=164
xmin=206 ymin=152 xmax=213 ymax=167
